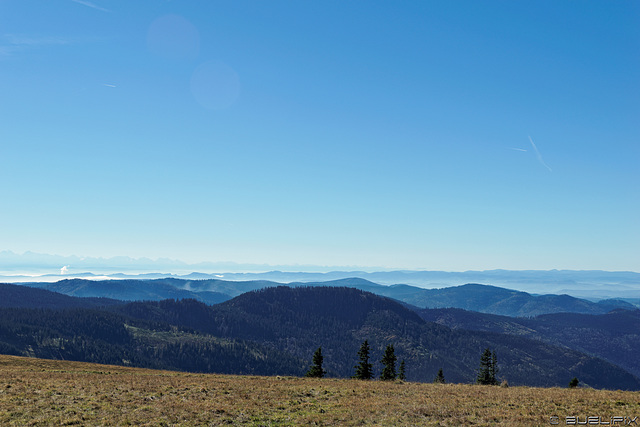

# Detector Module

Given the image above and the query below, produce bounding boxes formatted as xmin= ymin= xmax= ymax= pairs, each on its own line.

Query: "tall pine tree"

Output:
xmin=476 ymin=348 xmax=498 ymax=385
xmin=353 ymin=340 xmax=373 ymax=380
xmin=380 ymin=344 xmax=397 ymax=381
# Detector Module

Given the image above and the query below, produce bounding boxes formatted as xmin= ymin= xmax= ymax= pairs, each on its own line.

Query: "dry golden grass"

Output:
xmin=1 ymin=355 xmax=639 ymax=426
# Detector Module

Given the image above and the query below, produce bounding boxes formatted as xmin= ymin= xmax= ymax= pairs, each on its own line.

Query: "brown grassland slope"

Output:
xmin=1 ymin=355 xmax=639 ymax=426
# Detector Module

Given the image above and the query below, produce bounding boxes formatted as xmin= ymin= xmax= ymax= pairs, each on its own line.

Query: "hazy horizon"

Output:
xmin=2 ymin=250 xmax=639 ymax=277
xmin=2 ymin=1 xmax=638 ymax=272
xmin=2 ymin=250 xmax=639 ymax=300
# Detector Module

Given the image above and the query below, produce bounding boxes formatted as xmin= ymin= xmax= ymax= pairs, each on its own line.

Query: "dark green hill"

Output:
xmin=0 ymin=306 xmax=305 ymax=376
xmin=257 ymin=279 xmax=636 ymax=316
xmin=160 ymin=278 xmax=282 ymax=297
xmin=22 ymin=278 xmax=635 ymax=316
xmin=522 ymin=310 xmax=640 ymax=379
xmin=112 ymin=286 xmax=640 ymax=390
xmin=0 ymin=283 xmax=122 ymax=309
xmin=2 ymin=284 xmax=638 ymax=389
xmin=417 ymin=308 xmax=640 ymax=378
xmin=400 ymin=283 xmax=636 ymax=316
xmin=27 ymin=279 xmax=231 ymax=305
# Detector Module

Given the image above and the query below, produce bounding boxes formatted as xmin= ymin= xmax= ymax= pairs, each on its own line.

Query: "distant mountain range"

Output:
xmin=0 ymin=283 xmax=638 ymax=390
xmin=19 ymin=278 xmax=639 ymax=317
xmin=0 ymin=250 xmax=359 ymax=275
xmin=2 ymin=251 xmax=639 ymax=299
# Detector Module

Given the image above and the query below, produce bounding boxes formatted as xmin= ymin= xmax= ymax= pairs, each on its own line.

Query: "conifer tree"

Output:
xmin=305 ymin=347 xmax=325 ymax=378
xmin=476 ymin=348 xmax=498 ymax=385
xmin=490 ymin=350 xmax=498 ymax=383
xmin=398 ymin=360 xmax=406 ymax=381
xmin=353 ymin=340 xmax=373 ymax=380
xmin=434 ymin=368 xmax=446 ymax=384
xmin=568 ymin=377 xmax=579 ymax=388
xmin=380 ymin=344 xmax=397 ymax=381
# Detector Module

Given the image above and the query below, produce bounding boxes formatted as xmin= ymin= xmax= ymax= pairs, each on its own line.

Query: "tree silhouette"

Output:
xmin=380 ymin=344 xmax=397 ymax=381
xmin=434 ymin=368 xmax=446 ymax=384
xmin=305 ymin=347 xmax=325 ymax=378
xmin=353 ymin=340 xmax=373 ymax=380
xmin=398 ymin=359 xmax=406 ymax=380
xmin=568 ymin=377 xmax=579 ymax=388
xmin=476 ymin=348 xmax=498 ymax=385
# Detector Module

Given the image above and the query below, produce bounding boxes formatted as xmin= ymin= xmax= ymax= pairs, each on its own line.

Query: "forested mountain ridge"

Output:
xmin=111 ymin=286 xmax=640 ymax=389
xmin=25 ymin=278 xmax=231 ymax=305
xmin=0 ymin=305 xmax=306 ymax=376
xmin=1 ymin=284 xmax=639 ymax=389
xmin=19 ymin=278 xmax=636 ymax=317
xmin=418 ymin=307 xmax=640 ymax=378
xmin=0 ymin=283 xmax=123 ymax=309
xmin=385 ymin=283 xmax=636 ymax=316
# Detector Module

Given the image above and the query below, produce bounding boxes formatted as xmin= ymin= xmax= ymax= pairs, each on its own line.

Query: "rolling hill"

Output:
xmin=0 ymin=283 xmax=123 ymax=309
xmin=417 ymin=307 xmax=640 ymax=378
xmin=110 ymin=286 xmax=640 ymax=389
xmin=18 ymin=278 xmax=636 ymax=316
xmin=24 ymin=278 xmax=232 ymax=305
xmin=1 ymin=283 xmax=638 ymax=389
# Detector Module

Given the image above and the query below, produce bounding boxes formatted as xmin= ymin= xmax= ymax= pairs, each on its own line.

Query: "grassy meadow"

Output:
xmin=1 ymin=355 xmax=639 ymax=426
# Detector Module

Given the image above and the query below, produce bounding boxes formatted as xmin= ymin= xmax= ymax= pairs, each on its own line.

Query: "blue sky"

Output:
xmin=1 ymin=0 xmax=638 ymax=271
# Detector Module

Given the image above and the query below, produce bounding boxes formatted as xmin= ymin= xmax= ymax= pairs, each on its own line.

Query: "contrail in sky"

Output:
xmin=528 ymin=135 xmax=552 ymax=172
xmin=70 ymin=0 xmax=110 ymax=12
xmin=508 ymin=147 xmax=527 ymax=152
xmin=103 ymin=83 xmax=116 ymax=88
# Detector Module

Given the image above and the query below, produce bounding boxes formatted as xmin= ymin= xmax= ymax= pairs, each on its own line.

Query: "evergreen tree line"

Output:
xmin=305 ymin=340 xmax=443 ymax=382
xmin=306 ymin=341 xmax=407 ymax=381
xmin=307 ymin=343 xmax=511 ymax=386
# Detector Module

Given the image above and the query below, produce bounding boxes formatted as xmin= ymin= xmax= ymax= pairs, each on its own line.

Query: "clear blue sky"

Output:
xmin=1 ymin=0 xmax=638 ymax=271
